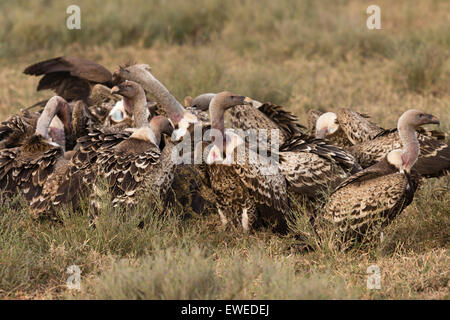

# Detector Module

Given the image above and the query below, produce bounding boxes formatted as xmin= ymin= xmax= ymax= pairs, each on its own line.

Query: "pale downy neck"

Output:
xmin=209 ymin=98 xmax=226 ymax=151
xmin=149 ymin=119 xmax=163 ymax=146
xmin=397 ymin=115 xmax=420 ymax=173
xmin=35 ymin=96 xmax=64 ymax=139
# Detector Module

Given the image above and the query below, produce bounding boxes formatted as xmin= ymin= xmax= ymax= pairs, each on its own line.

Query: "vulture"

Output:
xmin=322 ymin=109 xmax=441 ymax=243
xmin=347 ymin=127 xmax=449 ymax=178
xmin=189 ymin=97 xmax=361 ymax=199
xmin=0 ymin=96 xmax=71 ymax=211
xmin=112 ymin=64 xmax=198 ymax=140
xmin=278 ymin=134 xmax=361 ymax=198
xmin=0 ymin=109 xmax=41 ymax=150
xmin=183 ymin=94 xmax=214 ymax=123
xmin=38 ymin=61 xmax=200 ymax=215
xmin=31 ymin=81 xmax=174 ymax=216
xmin=184 ymin=93 xmax=216 ymax=110
xmin=312 ymin=108 xmax=449 ymax=178
xmin=0 ymin=99 xmax=90 ymax=152
xmin=23 ymin=56 xmax=115 ymax=102
xmin=195 ymin=91 xmax=289 ymax=232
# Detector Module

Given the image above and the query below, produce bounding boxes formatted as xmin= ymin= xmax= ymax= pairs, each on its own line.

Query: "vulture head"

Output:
xmin=35 ymin=96 xmax=72 ymax=148
xmin=106 ymin=100 xmax=130 ymax=124
xmin=389 ymin=109 xmax=440 ymax=173
xmin=111 ymin=80 xmax=148 ymax=128
xmin=114 ymin=64 xmax=198 ymax=141
xmin=184 ymin=96 xmax=193 ymax=108
xmin=315 ymin=112 xmax=339 ymax=139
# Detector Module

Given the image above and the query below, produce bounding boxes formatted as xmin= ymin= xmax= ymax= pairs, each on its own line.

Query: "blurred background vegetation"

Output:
xmin=1 ymin=0 xmax=450 ymax=128
xmin=0 ymin=0 xmax=448 ymax=299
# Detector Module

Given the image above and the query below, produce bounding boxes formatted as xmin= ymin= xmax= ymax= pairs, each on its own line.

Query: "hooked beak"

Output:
xmin=243 ymin=96 xmax=253 ymax=106
xmin=110 ymin=85 xmax=121 ymax=95
xmin=427 ymin=114 xmax=440 ymax=125
xmin=316 ymin=127 xmax=328 ymax=139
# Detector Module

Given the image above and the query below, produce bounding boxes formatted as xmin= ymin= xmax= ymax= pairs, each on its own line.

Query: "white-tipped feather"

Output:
xmin=316 ymin=112 xmax=339 ymax=136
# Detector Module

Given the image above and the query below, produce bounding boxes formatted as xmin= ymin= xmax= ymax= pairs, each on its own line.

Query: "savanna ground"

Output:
xmin=0 ymin=0 xmax=449 ymax=299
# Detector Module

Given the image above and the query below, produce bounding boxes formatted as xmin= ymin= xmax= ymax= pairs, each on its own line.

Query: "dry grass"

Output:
xmin=0 ymin=0 xmax=449 ymax=300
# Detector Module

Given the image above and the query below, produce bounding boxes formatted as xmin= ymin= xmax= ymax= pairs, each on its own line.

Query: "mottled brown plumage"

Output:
xmin=348 ymin=126 xmax=449 ymax=178
xmin=322 ymin=109 xmax=441 ymax=243
xmin=0 ymin=99 xmax=89 ymax=152
xmin=24 ymin=56 xmax=114 ymax=102
xmin=323 ymin=157 xmax=420 ymax=243
xmin=32 ymin=81 xmax=174 ymax=215
xmin=198 ymin=92 xmax=289 ymax=232
xmin=93 ymin=82 xmax=174 ymax=206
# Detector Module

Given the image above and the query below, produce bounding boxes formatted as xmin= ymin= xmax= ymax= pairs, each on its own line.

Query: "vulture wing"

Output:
xmin=336 ymin=108 xmax=384 ymax=145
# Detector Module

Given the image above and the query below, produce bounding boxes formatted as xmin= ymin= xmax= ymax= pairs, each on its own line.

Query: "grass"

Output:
xmin=0 ymin=0 xmax=449 ymax=299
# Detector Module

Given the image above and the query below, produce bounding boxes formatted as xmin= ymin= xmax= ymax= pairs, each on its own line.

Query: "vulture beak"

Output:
xmin=316 ymin=127 xmax=328 ymax=139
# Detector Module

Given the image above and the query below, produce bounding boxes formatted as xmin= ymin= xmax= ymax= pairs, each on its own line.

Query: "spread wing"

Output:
xmin=348 ymin=130 xmax=450 ymax=177
xmin=0 ymin=111 xmax=39 ymax=149
xmin=24 ymin=56 xmax=112 ymax=101
xmin=0 ymin=139 xmax=63 ymax=203
xmin=23 ymin=56 xmax=112 ymax=84
xmin=96 ymin=138 xmax=161 ymax=205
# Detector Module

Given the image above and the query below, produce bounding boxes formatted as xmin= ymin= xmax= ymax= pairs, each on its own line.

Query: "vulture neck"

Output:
xmin=136 ymin=70 xmax=185 ymax=124
xmin=35 ymin=97 xmax=64 ymax=140
xmin=130 ymin=90 xmax=149 ymax=128
xmin=398 ymin=117 xmax=419 ymax=173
